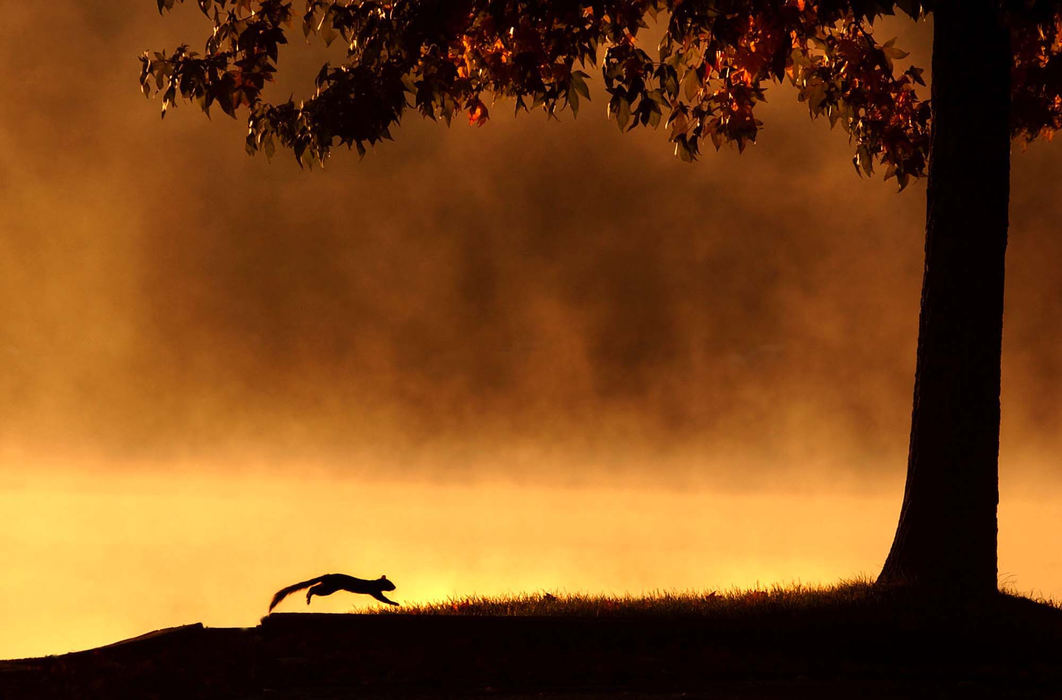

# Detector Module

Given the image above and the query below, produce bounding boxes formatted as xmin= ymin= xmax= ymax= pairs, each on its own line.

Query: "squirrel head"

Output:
xmin=379 ymin=575 xmax=396 ymax=591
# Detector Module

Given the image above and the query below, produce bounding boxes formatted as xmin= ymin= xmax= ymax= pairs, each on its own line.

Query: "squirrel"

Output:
xmin=268 ymin=573 xmax=399 ymax=611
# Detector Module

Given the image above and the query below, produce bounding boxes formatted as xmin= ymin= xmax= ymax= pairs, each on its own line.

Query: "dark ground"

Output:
xmin=2 ymin=592 xmax=1062 ymax=698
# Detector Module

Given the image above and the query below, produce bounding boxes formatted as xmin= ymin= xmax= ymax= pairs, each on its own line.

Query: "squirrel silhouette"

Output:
xmin=268 ymin=573 xmax=399 ymax=611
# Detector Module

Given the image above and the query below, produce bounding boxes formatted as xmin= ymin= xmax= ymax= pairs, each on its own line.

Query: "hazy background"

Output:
xmin=1 ymin=3 xmax=1060 ymax=658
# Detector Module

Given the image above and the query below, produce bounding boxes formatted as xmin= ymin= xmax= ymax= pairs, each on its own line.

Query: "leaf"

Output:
xmin=571 ymin=71 xmax=590 ymax=99
xmin=567 ymin=84 xmax=580 ymax=113
xmin=905 ymin=65 xmax=926 ymax=86
xmin=319 ymin=22 xmax=338 ymax=47
xmin=615 ymin=98 xmax=631 ymax=131
xmin=682 ymin=68 xmax=701 ymax=101
xmin=674 ymin=137 xmax=693 ymax=162
xmin=608 ymin=95 xmax=631 ymax=131
xmin=882 ymin=39 xmax=909 ymax=61
xmin=469 ymin=102 xmax=488 ymax=126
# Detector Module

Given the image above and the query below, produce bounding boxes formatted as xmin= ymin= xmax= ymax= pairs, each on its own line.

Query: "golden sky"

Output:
xmin=1 ymin=3 xmax=1061 ymax=658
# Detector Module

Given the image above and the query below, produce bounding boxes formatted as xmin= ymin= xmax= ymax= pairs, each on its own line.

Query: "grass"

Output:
xmin=374 ymin=578 xmax=884 ymax=617
xmin=6 ymin=581 xmax=1062 ymax=698
xmin=374 ymin=578 xmax=1062 ymax=620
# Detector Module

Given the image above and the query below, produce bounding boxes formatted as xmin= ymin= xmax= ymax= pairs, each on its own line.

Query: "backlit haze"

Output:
xmin=2 ymin=5 xmax=1061 ymax=659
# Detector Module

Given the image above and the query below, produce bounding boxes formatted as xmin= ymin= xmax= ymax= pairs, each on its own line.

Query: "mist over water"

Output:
xmin=3 ymin=469 xmax=1059 ymax=660
xmin=1 ymin=4 xmax=1061 ymax=658
xmin=3 ymin=5 xmax=933 ymax=475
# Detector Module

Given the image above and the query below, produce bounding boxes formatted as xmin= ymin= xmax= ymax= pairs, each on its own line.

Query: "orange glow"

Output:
xmin=3 ymin=3 xmax=1062 ymax=666
xmin=2 ymin=465 xmax=1060 ymax=659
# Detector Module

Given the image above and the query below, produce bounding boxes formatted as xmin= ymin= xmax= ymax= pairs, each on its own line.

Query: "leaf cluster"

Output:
xmin=140 ymin=1 xmax=1062 ymax=182
xmin=1011 ymin=9 xmax=1062 ymax=143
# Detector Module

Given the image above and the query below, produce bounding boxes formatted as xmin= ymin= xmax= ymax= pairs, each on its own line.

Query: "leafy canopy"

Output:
xmin=141 ymin=1 xmax=1062 ymax=188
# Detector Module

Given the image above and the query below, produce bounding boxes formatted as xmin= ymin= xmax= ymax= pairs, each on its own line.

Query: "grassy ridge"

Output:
xmin=4 ymin=582 xmax=1062 ymax=698
xmin=376 ymin=579 xmax=1062 ymax=620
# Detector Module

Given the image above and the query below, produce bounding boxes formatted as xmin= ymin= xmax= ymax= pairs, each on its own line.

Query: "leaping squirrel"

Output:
xmin=269 ymin=573 xmax=399 ymax=611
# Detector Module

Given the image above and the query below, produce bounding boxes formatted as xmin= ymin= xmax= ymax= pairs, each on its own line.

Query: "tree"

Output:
xmin=141 ymin=0 xmax=1062 ymax=596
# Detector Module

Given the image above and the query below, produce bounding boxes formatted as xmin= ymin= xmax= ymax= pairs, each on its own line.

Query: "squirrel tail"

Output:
xmin=268 ymin=576 xmax=323 ymax=612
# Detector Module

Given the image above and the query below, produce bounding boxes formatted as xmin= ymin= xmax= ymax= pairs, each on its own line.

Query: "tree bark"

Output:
xmin=878 ymin=2 xmax=1011 ymax=595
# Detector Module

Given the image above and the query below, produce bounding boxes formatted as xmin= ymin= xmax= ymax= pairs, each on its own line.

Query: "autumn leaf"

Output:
xmin=469 ymin=102 xmax=488 ymax=127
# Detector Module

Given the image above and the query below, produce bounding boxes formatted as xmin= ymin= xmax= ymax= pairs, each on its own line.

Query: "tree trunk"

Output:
xmin=878 ymin=2 xmax=1011 ymax=595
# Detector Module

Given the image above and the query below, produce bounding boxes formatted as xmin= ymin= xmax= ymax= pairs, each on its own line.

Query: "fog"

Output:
xmin=1 ymin=3 xmax=1060 ymax=657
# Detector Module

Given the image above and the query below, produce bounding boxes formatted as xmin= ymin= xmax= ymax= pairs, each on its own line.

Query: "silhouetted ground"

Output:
xmin=2 ymin=585 xmax=1061 ymax=698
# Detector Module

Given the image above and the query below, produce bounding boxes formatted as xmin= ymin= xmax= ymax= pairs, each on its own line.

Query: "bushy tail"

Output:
xmin=268 ymin=576 xmax=323 ymax=612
